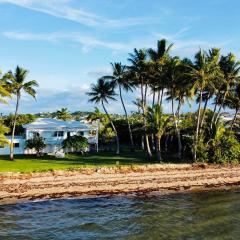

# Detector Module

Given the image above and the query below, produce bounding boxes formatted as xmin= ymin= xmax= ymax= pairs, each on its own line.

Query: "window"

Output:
xmin=14 ymin=143 xmax=20 ymax=148
xmin=53 ymin=131 xmax=64 ymax=137
xmin=78 ymin=131 xmax=84 ymax=136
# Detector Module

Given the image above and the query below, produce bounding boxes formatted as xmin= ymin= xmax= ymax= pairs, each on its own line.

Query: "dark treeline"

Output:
xmin=87 ymin=39 xmax=240 ymax=163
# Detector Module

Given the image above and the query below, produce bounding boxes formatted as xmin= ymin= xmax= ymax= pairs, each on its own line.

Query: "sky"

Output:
xmin=0 ymin=0 xmax=240 ymax=115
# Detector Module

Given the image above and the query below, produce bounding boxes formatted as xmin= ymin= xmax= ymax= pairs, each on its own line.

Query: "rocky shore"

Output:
xmin=1 ymin=163 xmax=240 ymax=205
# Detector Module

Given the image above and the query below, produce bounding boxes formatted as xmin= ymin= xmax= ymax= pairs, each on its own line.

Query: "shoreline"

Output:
xmin=1 ymin=163 xmax=240 ymax=205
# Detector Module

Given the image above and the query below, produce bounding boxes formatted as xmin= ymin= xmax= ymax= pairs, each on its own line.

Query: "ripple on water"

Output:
xmin=0 ymin=190 xmax=240 ymax=240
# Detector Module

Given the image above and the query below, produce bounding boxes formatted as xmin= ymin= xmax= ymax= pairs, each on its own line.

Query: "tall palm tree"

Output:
xmin=198 ymin=48 xmax=221 ymax=131
xmin=102 ymin=62 xmax=135 ymax=151
xmin=4 ymin=66 xmax=39 ymax=160
xmin=87 ymin=78 xmax=120 ymax=154
xmin=148 ymin=39 xmax=173 ymax=108
xmin=188 ymin=50 xmax=220 ymax=161
xmin=165 ymin=57 xmax=183 ymax=159
xmin=128 ymin=48 xmax=152 ymax=158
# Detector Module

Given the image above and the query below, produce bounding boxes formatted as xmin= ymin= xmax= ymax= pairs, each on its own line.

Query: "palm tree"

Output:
xmin=4 ymin=66 xmax=38 ymax=160
xmin=198 ymin=48 xmax=221 ymax=131
xmin=212 ymin=53 xmax=240 ymax=125
xmin=224 ymin=82 xmax=240 ymax=131
xmin=187 ymin=50 xmax=220 ymax=161
xmin=56 ymin=108 xmax=72 ymax=121
xmin=102 ymin=62 xmax=135 ymax=151
xmin=148 ymin=39 xmax=173 ymax=108
xmin=87 ymin=78 xmax=120 ymax=154
xmin=128 ymin=48 xmax=152 ymax=158
xmin=147 ymin=104 xmax=169 ymax=161
xmin=165 ymin=57 xmax=183 ymax=159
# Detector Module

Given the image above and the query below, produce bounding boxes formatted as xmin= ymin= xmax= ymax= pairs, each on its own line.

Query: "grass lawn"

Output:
xmin=0 ymin=151 xmax=154 ymax=173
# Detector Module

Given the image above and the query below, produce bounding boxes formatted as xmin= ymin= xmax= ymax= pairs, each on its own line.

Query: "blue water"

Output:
xmin=0 ymin=190 xmax=240 ymax=239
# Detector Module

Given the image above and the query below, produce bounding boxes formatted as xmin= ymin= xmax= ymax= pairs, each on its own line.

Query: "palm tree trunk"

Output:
xmin=152 ymin=91 xmax=155 ymax=108
xmin=171 ymin=96 xmax=182 ymax=159
xmin=10 ymin=93 xmax=20 ymax=160
xmin=199 ymin=93 xmax=210 ymax=131
xmin=101 ymin=101 xmax=119 ymax=155
xmin=141 ymin=80 xmax=152 ymax=158
xmin=118 ymin=85 xmax=134 ymax=152
xmin=214 ymin=91 xmax=227 ymax=124
xmin=159 ymin=89 xmax=164 ymax=108
xmin=194 ymin=89 xmax=203 ymax=161
xmin=210 ymin=101 xmax=218 ymax=129
xmin=157 ymin=90 xmax=161 ymax=104
xmin=230 ymin=108 xmax=239 ymax=132
xmin=156 ymin=136 xmax=161 ymax=162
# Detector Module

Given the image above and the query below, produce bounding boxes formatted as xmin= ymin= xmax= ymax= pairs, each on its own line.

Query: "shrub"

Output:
xmin=62 ymin=135 xmax=89 ymax=151
xmin=25 ymin=136 xmax=46 ymax=156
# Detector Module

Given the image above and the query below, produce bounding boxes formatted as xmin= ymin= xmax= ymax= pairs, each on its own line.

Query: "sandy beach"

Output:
xmin=1 ymin=163 xmax=240 ymax=205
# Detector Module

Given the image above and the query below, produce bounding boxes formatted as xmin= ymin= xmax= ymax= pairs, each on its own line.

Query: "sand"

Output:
xmin=1 ymin=163 xmax=240 ymax=205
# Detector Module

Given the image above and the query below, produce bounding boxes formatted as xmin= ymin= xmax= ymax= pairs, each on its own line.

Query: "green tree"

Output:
xmin=55 ymin=108 xmax=72 ymax=121
xmin=4 ymin=66 xmax=39 ymax=160
xmin=87 ymin=78 xmax=120 ymax=154
xmin=103 ymin=62 xmax=135 ymax=151
xmin=128 ymin=48 xmax=152 ymax=157
xmin=62 ymin=135 xmax=89 ymax=152
xmin=25 ymin=136 xmax=46 ymax=156
xmin=147 ymin=104 xmax=169 ymax=161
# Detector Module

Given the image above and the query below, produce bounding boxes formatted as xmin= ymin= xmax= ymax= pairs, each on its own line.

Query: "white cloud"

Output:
xmin=0 ymin=0 xmax=147 ymax=28
xmin=3 ymin=31 xmax=129 ymax=52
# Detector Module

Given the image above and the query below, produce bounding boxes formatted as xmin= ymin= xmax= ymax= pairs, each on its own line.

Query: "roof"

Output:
xmin=23 ymin=118 xmax=96 ymax=130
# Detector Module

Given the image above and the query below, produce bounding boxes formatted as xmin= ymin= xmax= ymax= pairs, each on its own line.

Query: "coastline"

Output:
xmin=1 ymin=163 xmax=240 ymax=205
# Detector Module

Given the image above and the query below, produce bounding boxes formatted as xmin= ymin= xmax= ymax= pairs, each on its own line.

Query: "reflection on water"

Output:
xmin=0 ymin=190 xmax=240 ymax=240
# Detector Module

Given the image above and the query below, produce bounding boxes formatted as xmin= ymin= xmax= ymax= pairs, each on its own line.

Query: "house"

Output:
xmin=0 ymin=118 xmax=98 ymax=155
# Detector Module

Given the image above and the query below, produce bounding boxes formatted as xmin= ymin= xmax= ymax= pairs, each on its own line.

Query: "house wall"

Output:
xmin=0 ymin=137 xmax=25 ymax=155
xmin=0 ymin=123 xmax=98 ymax=155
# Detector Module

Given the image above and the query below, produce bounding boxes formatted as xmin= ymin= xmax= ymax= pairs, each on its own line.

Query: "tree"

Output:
xmin=62 ymin=135 xmax=89 ymax=152
xmin=55 ymin=108 xmax=72 ymax=121
xmin=128 ymin=48 xmax=152 ymax=158
xmin=102 ymin=62 xmax=135 ymax=151
xmin=87 ymin=78 xmax=120 ymax=154
xmin=213 ymin=53 xmax=240 ymax=125
xmin=147 ymin=104 xmax=169 ymax=161
xmin=4 ymin=66 xmax=39 ymax=160
xmin=25 ymin=136 xmax=46 ymax=156
xmin=187 ymin=49 xmax=220 ymax=161
xmin=165 ymin=57 xmax=183 ymax=159
xmin=148 ymin=39 xmax=173 ymax=108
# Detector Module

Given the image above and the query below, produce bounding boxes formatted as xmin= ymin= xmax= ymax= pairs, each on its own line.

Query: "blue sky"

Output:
xmin=0 ymin=0 xmax=239 ymax=114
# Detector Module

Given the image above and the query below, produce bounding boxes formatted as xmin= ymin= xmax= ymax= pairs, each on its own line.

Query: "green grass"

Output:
xmin=0 ymin=151 xmax=153 ymax=173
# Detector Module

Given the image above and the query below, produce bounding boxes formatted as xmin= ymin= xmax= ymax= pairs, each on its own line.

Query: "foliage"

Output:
xmin=25 ymin=136 xmax=46 ymax=155
xmin=55 ymin=108 xmax=72 ymax=121
xmin=0 ymin=123 xmax=9 ymax=147
xmin=4 ymin=114 xmax=36 ymax=135
xmin=62 ymin=135 xmax=89 ymax=150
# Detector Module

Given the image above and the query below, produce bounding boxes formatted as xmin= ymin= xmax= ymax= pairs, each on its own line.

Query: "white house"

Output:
xmin=0 ymin=118 xmax=98 ymax=155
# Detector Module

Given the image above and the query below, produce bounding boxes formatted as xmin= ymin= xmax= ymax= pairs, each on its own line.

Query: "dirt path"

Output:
xmin=1 ymin=164 xmax=240 ymax=205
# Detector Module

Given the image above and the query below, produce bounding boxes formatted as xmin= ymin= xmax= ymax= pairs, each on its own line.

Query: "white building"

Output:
xmin=0 ymin=118 xmax=98 ymax=155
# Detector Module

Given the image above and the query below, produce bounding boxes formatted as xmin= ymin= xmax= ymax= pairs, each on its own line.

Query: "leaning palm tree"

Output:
xmin=102 ymin=62 xmax=135 ymax=151
xmin=4 ymin=66 xmax=39 ymax=160
xmin=87 ymin=78 xmax=120 ymax=154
